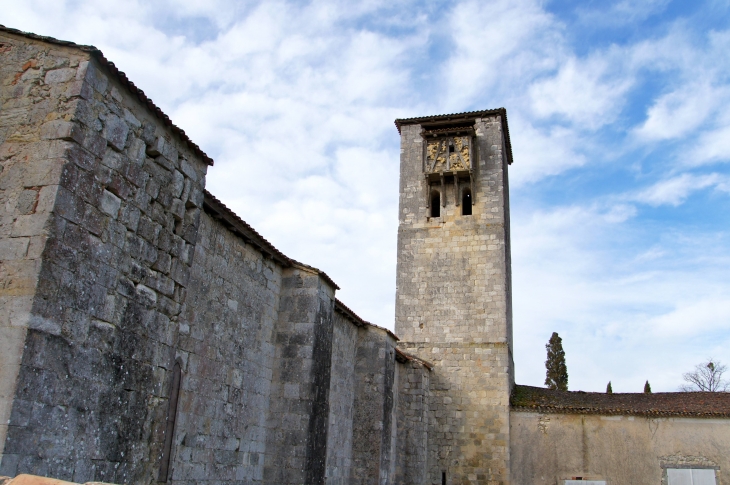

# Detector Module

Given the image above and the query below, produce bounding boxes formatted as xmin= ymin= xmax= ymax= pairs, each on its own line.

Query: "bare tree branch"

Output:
xmin=679 ymin=359 xmax=729 ymax=392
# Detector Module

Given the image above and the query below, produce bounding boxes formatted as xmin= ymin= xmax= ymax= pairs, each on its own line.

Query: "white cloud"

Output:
xmin=576 ymin=0 xmax=671 ymax=26
xmin=634 ymin=83 xmax=723 ymax=141
xmin=691 ymin=123 xmax=730 ymax=166
xmin=5 ymin=0 xmax=730 ymax=394
xmin=632 ymin=173 xmax=723 ymax=206
xmin=529 ymin=54 xmax=634 ymax=129
xmin=444 ymin=0 xmax=560 ymax=108
xmin=509 ymin=119 xmax=587 ymax=185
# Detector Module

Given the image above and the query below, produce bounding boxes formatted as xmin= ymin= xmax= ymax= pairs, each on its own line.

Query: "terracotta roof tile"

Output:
xmin=511 ymin=384 xmax=730 ymax=418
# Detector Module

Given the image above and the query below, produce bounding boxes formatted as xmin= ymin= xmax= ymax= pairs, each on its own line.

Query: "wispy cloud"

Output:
xmin=5 ymin=0 xmax=730 ymax=392
xmin=632 ymin=173 xmax=724 ymax=206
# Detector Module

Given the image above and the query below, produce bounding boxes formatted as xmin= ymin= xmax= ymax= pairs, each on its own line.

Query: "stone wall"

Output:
xmin=263 ymin=267 xmax=336 ymax=485
xmin=0 ymin=28 xmax=431 ymax=485
xmin=395 ymin=116 xmax=514 ymax=484
xmin=174 ymin=210 xmax=283 ymax=483
xmin=324 ymin=312 xmax=357 ymax=484
xmin=394 ymin=355 xmax=429 ymax=485
xmin=510 ymin=411 xmax=730 ymax=485
xmin=0 ymin=29 xmax=209 ymax=483
xmin=0 ymin=34 xmax=91 ymax=465
xmin=351 ymin=326 xmax=398 ymax=485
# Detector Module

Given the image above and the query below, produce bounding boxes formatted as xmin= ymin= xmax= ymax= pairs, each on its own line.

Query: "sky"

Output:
xmin=3 ymin=0 xmax=730 ymax=393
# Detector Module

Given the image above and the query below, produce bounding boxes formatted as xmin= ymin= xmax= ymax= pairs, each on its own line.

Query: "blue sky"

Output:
xmin=4 ymin=0 xmax=730 ymax=392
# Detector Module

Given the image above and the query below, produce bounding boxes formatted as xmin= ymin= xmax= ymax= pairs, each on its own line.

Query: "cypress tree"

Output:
xmin=644 ymin=380 xmax=652 ymax=393
xmin=544 ymin=332 xmax=568 ymax=391
xmin=606 ymin=381 xmax=613 ymax=394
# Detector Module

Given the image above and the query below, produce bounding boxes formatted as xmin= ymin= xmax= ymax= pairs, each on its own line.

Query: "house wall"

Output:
xmin=510 ymin=411 xmax=730 ymax=485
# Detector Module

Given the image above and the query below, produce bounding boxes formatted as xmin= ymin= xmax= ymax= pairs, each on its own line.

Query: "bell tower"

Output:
xmin=394 ymin=109 xmax=514 ymax=484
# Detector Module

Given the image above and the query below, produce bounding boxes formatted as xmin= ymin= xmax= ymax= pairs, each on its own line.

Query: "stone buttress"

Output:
xmin=394 ymin=110 xmax=515 ymax=485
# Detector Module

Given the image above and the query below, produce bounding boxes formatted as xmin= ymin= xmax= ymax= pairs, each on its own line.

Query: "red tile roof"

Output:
xmin=511 ymin=384 xmax=730 ymax=418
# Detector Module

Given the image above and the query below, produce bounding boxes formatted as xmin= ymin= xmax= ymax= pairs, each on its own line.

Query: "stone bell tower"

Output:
xmin=394 ymin=109 xmax=514 ymax=484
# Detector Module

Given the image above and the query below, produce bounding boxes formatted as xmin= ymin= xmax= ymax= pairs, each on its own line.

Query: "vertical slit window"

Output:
xmin=462 ymin=189 xmax=472 ymax=216
xmin=431 ymin=190 xmax=441 ymax=218
xmin=158 ymin=361 xmax=182 ymax=482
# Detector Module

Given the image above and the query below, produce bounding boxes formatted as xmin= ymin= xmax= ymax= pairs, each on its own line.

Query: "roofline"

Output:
xmin=202 ymin=190 xmax=340 ymax=290
xmin=0 ymin=24 xmax=213 ymax=166
xmin=395 ymin=348 xmax=433 ymax=370
xmin=510 ymin=404 xmax=730 ymax=419
xmin=334 ymin=298 xmax=399 ymax=342
xmin=394 ymin=108 xmax=514 ymax=165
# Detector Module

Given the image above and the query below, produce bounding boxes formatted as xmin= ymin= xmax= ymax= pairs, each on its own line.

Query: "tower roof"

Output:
xmin=394 ymin=108 xmax=514 ymax=165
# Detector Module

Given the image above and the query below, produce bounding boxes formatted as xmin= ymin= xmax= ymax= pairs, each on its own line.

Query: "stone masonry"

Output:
xmin=5 ymin=23 xmax=729 ymax=485
xmin=0 ymin=26 xmax=431 ymax=485
xmin=394 ymin=113 xmax=514 ymax=485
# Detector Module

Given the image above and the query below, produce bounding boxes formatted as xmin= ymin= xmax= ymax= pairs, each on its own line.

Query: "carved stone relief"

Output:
xmin=425 ymin=136 xmax=471 ymax=174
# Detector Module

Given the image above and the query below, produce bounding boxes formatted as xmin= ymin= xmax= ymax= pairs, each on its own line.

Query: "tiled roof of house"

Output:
xmin=511 ymin=384 xmax=730 ymax=418
xmin=0 ymin=24 xmax=214 ymax=165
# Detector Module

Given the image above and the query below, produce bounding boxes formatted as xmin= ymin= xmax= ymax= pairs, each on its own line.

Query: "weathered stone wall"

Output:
xmin=174 ymin=211 xmax=282 ymax=483
xmin=510 ymin=411 xmax=730 ymax=485
xmin=324 ymin=312 xmax=357 ymax=484
xmin=0 ymin=34 xmax=91 ymax=465
xmin=0 ymin=28 xmax=431 ymax=485
xmin=395 ymin=117 xmax=514 ymax=484
xmin=351 ymin=326 xmax=398 ymax=485
xmin=394 ymin=358 xmax=429 ymax=485
xmin=0 ymin=29 xmax=208 ymax=483
xmin=263 ymin=267 xmax=336 ymax=485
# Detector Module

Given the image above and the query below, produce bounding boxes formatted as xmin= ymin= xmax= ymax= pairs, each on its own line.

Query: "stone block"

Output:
xmin=98 ymin=190 xmax=120 ymax=218
xmin=101 ymin=114 xmax=129 ymax=152
xmin=0 ymin=237 xmax=29 ymax=260
xmin=11 ymin=214 xmax=47 ymax=237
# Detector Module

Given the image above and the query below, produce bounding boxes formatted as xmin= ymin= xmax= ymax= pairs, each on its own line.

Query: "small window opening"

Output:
xmin=448 ymin=144 xmax=455 ymax=153
xmin=462 ymin=189 xmax=472 ymax=216
xmin=431 ymin=190 xmax=441 ymax=218
xmin=442 ymin=471 xmax=447 ymax=485
xmin=158 ymin=362 xmax=182 ymax=482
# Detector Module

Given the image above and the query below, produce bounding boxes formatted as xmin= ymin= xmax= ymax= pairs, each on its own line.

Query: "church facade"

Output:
xmin=0 ymin=25 xmax=729 ymax=485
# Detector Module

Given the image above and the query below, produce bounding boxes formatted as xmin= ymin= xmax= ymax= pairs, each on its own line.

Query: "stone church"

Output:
xmin=1 ymin=25 xmax=729 ymax=485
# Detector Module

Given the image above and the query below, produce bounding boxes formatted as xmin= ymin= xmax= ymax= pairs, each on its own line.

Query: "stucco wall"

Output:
xmin=510 ymin=411 xmax=730 ymax=485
